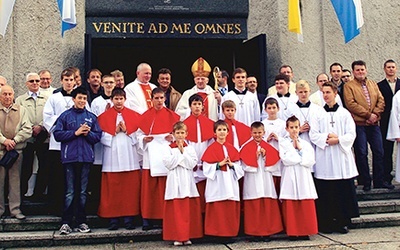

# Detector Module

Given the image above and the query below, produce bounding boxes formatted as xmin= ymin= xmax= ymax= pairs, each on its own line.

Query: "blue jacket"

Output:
xmin=53 ymin=107 xmax=101 ymax=164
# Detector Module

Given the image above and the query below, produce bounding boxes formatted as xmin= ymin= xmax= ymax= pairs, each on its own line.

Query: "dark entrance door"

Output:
xmin=85 ymin=34 xmax=267 ymax=94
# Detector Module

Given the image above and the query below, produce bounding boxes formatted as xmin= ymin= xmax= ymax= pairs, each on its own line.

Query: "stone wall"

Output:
xmin=0 ymin=0 xmax=85 ymax=96
xmin=248 ymin=0 xmax=400 ymax=92
xmin=1 ymin=1 xmax=399 ymax=96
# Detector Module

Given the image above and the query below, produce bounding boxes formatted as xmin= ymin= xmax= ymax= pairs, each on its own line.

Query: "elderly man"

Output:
xmin=157 ymin=68 xmax=181 ymax=111
xmin=175 ymin=57 xmax=221 ymax=121
xmin=39 ymin=70 xmax=55 ymax=97
xmin=125 ymin=63 xmax=156 ymax=114
xmin=16 ymin=73 xmax=49 ymax=200
xmin=0 ymin=85 xmax=32 ymax=219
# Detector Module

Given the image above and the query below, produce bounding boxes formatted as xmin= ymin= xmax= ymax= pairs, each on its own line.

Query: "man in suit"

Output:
xmin=217 ymin=70 xmax=229 ymax=96
xmin=246 ymin=75 xmax=266 ymax=111
xmin=377 ymin=59 xmax=400 ymax=187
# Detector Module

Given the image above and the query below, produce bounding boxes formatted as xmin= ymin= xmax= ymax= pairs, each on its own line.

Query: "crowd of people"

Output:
xmin=0 ymin=57 xmax=399 ymax=246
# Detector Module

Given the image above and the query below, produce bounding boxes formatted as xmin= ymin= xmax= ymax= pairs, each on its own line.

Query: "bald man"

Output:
xmin=0 ymin=85 xmax=32 ymax=220
xmin=124 ymin=63 xmax=156 ymax=114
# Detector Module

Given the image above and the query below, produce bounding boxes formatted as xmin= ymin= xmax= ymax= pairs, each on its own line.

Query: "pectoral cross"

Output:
xmin=330 ymin=113 xmax=335 ymax=127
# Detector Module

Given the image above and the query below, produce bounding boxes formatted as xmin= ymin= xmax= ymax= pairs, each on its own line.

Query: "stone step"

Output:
xmin=355 ymin=185 xmax=400 ymax=201
xmin=0 ymin=215 xmax=108 ymax=232
xmin=358 ymin=199 xmax=400 ymax=214
xmin=1 ymin=212 xmax=400 ymax=249
xmin=351 ymin=212 xmax=400 ymax=228
xmin=0 ymin=227 xmax=163 ymax=248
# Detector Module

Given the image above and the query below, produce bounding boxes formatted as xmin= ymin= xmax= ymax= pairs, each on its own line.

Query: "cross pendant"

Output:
xmin=330 ymin=120 xmax=335 ymax=127
xmin=239 ymin=102 xmax=244 ymax=106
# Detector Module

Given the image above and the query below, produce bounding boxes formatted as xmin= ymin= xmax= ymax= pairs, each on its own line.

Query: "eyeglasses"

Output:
xmin=341 ymin=75 xmax=351 ymax=78
xmin=28 ymin=80 xmax=40 ymax=83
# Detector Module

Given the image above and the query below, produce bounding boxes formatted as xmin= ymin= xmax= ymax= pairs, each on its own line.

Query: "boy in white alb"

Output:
xmin=240 ymin=122 xmax=283 ymax=241
xmin=279 ymin=116 xmax=318 ymax=240
xmin=201 ymin=120 xmax=244 ymax=240
xmin=261 ymin=97 xmax=286 ymax=193
xmin=163 ymin=122 xmax=203 ymax=246
xmin=220 ymin=68 xmax=260 ymax=126
xmin=97 ymin=88 xmax=141 ymax=230
xmin=261 ymin=74 xmax=298 ymax=121
xmin=182 ymin=94 xmax=215 ymax=213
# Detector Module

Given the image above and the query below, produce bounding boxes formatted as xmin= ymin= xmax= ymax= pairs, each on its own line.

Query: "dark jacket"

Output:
xmin=53 ymin=107 xmax=101 ymax=164
xmin=377 ymin=77 xmax=400 ymax=134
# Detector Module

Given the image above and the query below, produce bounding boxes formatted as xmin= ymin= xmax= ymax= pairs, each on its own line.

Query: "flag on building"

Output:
xmin=0 ymin=0 xmax=16 ymax=37
xmin=288 ymin=0 xmax=303 ymax=42
xmin=330 ymin=0 xmax=364 ymax=43
xmin=57 ymin=0 xmax=76 ymax=36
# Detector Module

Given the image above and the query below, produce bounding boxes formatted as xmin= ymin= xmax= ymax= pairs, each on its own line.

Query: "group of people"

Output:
xmin=0 ymin=56 xmax=400 ymax=246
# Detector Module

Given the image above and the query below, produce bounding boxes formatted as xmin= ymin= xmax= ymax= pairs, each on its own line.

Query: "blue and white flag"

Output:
xmin=330 ymin=0 xmax=364 ymax=43
xmin=57 ymin=0 xmax=76 ymax=37
xmin=0 ymin=0 xmax=16 ymax=37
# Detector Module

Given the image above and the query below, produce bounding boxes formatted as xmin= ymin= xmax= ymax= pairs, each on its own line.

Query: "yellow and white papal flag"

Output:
xmin=288 ymin=0 xmax=303 ymax=42
xmin=0 ymin=0 xmax=16 ymax=37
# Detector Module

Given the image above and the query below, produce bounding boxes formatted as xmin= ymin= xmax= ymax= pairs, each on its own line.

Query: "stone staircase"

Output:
xmin=1 ymin=184 xmax=400 ymax=248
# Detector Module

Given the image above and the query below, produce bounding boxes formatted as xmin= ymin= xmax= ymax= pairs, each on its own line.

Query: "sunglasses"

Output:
xmin=28 ymin=80 xmax=40 ymax=83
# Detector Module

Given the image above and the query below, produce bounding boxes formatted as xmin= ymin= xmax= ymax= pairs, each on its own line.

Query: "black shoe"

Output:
xmin=108 ymin=223 xmax=119 ymax=231
xmin=125 ymin=223 xmax=135 ymax=230
xmin=382 ymin=181 xmax=394 ymax=190
xmin=289 ymin=236 xmax=309 ymax=241
xmin=363 ymin=185 xmax=371 ymax=191
xmin=335 ymin=226 xmax=349 ymax=234
xmin=142 ymin=225 xmax=154 ymax=231
xmin=262 ymin=236 xmax=271 ymax=242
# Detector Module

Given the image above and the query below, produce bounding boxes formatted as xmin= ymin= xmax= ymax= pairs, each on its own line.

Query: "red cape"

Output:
xmin=139 ymin=107 xmax=180 ymax=134
xmin=224 ymin=119 xmax=251 ymax=147
xmin=240 ymin=140 xmax=280 ymax=168
xmin=183 ymin=114 xmax=215 ymax=142
xmin=98 ymin=106 xmax=140 ymax=135
xmin=201 ymin=141 xmax=240 ymax=171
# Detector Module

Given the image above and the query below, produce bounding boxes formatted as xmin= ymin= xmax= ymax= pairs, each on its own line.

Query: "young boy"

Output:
xmin=221 ymin=68 xmax=260 ymax=126
xmin=261 ymin=98 xmax=286 ymax=193
xmin=163 ymin=121 xmax=203 ymax=246
xmin=183 ymin=94 xmax=215 ymax=213
xmin=97 ymin=88 xmax=141 ymax=230
xmin=240 ymin=122 xmax=283 ymax=241
xmin=201 ymin=120 xmax=244 ymax=240
xmin=278 ymin=116 xmax=318 ymax=240
xmin=294 ymin=80 xmax=322 ymax=147
xmin=221 ymin=100 xmax=251 ymax=150
xmin=43 ymin=68 xmax=79 ymax=214
xmin=53 ymin=87 xmax=102 ymax=235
